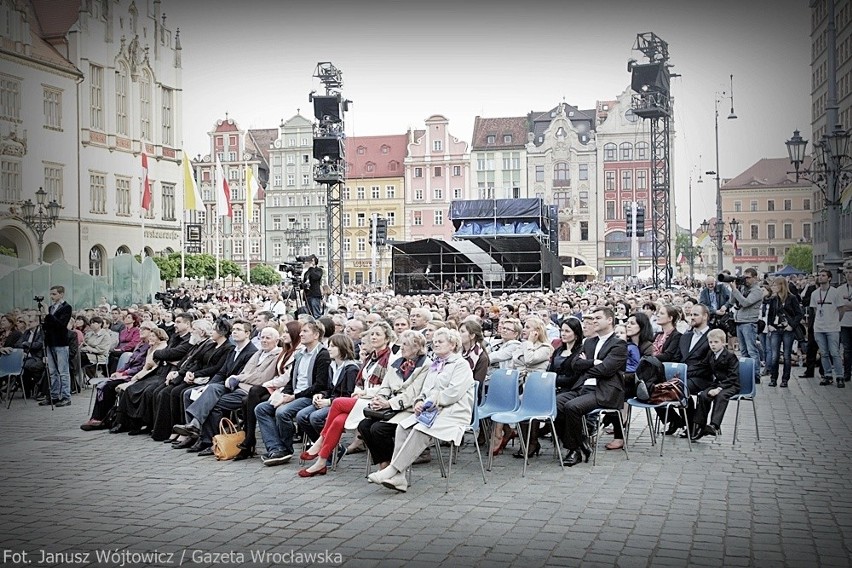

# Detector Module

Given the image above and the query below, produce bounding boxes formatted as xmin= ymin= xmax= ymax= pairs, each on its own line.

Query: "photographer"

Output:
xmin=302 ymin=255 xmax=324 ymax=319
xmin=720 ymin=268 xmax=763 ymax=379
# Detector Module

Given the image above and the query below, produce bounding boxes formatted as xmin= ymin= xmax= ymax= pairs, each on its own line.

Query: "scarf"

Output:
xmin=462 ymin=343 xmax=482 ymax=371
xmin=399 ymin=358 xmax=416 ymax=379
xmin=356 ymin=347 xmax=390 ymax=387
xmin=430 ymin=356 xmax=447 ymax=373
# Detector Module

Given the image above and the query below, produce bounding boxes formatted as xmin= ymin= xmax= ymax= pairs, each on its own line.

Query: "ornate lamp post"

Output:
xmin=20 ymin=187 xmax=61 ymax=264
xmin=284 ymin=220 xmax=309 ymax=260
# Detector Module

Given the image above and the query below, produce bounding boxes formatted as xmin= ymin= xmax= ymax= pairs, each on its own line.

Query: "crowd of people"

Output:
xmin=1 ymin=261 xmax=850 ymax=492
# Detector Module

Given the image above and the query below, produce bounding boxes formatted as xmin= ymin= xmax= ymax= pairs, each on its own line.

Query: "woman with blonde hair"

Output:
xmin=767 ymin=276 xmax=803 ymax=388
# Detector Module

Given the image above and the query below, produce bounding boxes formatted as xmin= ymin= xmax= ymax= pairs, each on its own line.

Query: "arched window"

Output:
xmin=140 ymin=70 xmax=152 ymax=140
xmin=115 ymin=245 xmax=131 ymax=256
xmin=89 ymin=246 xmax=104 ymax=276
xmin=620 ymin=142 xmax=633 ymax=160
xmin=553 ymin=163 xmax=570 ymax=187
xmin=603 ymin=143 xmax=617 ymax=161
xmin=635 ymin=142 xmax=649 ymax=160
xmin=115 ymin=63 xmax=129 ymax=135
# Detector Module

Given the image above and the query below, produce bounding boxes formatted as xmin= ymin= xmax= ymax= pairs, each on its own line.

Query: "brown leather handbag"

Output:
xmin=212 ymin=418 xmax=245 ymax=461
xmin=648 ymin=380 xmax=684 ymax=404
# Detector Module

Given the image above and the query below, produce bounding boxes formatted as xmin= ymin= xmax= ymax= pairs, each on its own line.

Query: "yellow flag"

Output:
xmin=246 ymin=166 xmax=259 ymax=219
xmin=182 ymin=151 xmax=203 ymax=211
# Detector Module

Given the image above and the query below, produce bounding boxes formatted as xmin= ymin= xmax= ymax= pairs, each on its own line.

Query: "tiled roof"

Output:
xmin=30 ymin=0 xmax=80 ymax=40
xmin=7 ymin=0 xmax=80 ymax=75
xmin=247 ymin=128 xmax=277 ymax=167
xmin=470 ymin=116 xmax=529 ymax=150
xmin=214 ymin=118 xmax=240 ymax=133
xmin=722 ymin=157 xmax=814 ymax=190
xmin=344 ymin=134 xmax=408 ymax=179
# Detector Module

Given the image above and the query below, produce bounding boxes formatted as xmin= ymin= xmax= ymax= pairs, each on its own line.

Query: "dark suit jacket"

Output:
xmin=699 ymin=286 xmax=730 ymax=316
xmin=659 ymin=329 xmax=712 ymax=392
xmin=210 ymin=342 xmax=258 ymax=384
xmin=656 ymin=329 xmax=683 ymax=362
xmin=706 ymin=348 xmax=741 ymax=396
xmin=571 ymin=334 xmax=628 ymax=409
xmin=43 ymin=301 xmax=73 ymax=347
xmin=284 ymin=346 xmax=331 ymax=399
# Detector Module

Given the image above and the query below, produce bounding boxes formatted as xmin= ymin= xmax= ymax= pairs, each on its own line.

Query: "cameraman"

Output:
xmin=721 ymin=268 xmax=763 ymax=379
xmin=302 ymin=255 xmax=324 ymax=319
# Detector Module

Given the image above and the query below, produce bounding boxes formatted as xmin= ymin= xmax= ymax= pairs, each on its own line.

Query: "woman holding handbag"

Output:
xmin=766 ymin=277 xmax=804 ymax=388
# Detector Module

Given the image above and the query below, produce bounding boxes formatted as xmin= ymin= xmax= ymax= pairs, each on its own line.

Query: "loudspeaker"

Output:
xmin=631 ymin=62 xmax=669 ymax=94
xmin=313 ymin=95 xmax=342 ymax=122
xmin=548 ymin=205 xmax=559 ymax=256
xmin=313 ymin=138 xmax=344 ymax=161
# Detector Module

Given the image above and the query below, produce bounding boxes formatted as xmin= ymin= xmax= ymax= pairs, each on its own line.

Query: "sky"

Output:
xmin=168 ymin=0 xmax=811 ymax=228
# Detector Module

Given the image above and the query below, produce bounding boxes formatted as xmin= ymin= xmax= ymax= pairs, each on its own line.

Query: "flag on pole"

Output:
xmin=215 ymin=155 xmax=232 ymax=217
xmin=141 ymin=151 xmax=152 ymax=211
xmin=246 ymin=166 xmax=260 ymax=220
xmin=182 ymin=151 xmax=204 ymax=211
xmin=677 ymin=252 xmax=686 ymax=265
xmin=728 ymin=231 xmax=738 ymax=255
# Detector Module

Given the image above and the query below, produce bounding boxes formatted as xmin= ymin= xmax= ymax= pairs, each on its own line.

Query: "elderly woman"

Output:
xmin=108 ymin=313 xmax=141 ymax=374
xmin=80 ymin=316 xmax=114 ymax=376
xmin=349 ymin=330 xmax=432 ymax=472
xmin=367 ymin=328 xmax=474 ymax=493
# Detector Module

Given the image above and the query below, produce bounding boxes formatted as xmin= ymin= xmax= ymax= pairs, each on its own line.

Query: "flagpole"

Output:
xmin=244 ymin=158 xmax=250 ymax=284
xmin=140 ymin=142 xmax=147 ymax=261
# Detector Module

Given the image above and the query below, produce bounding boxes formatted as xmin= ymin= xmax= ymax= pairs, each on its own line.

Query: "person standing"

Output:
xmin=41 ymin=285 xmax=73 ymax=407
xmin=766 ymin=277 xmax=804 ymax=388
xmin=811 ymin=269 xmax=845 ymax=387
xmin=839 ymin=266 xmax=852 ymax=385
xmin=302 ymin=255 xmax=324 ymax=319
xmin=720 ymin=268 xmax=763 ymax=381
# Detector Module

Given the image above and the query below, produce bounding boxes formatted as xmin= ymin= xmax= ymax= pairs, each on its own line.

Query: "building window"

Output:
xmin=233 ymin=240 xmax=243 ymax=256
xmin=454 ymin=188 xmax=462 ymax=199
xmin=621 ymin=170 xmax=632 ymax=190
xmin=43 ymin=87 xmax=62 ymax=129
xmin=434 ymin=210 xmax=443 ymax=225
xmin=342 ymin=213 xmax=350 ymax=227
xmin=414 ymin=167 xmax=423 ymax=178
xmin=317 ymin=241 xmax=326 ymax=257
xmin=386 ymin=185 xmax=395 ymax=199
xmin=89 ymin=246 xmax=104 ymax=276
xmin=503 ymin=134 xmax=512 ymax=144
xmin=414 ymin=188 xmax=423 ymax=200
xmin=433 ymin=140 xmax=442 ymax=151
xmin=302 ymin=194 xmax=311 ymax=206
xmin=636 ymin=170 xmax=646 ymax=189
xmin=620 ymin=142 xmax=633 ymax=160
xmin=413 ymin=211 xmax=422 ymax=226
xmin=453 ymin=165 xmax=461 ymax=177
xmin=116 ymin=176 xmax=131 ymax=215
xmin=90 ymin=64 xmax=104 ymax=130
xmin=272 ymin=216 xmax=282 ymax=230
xmin=434 ymin=166 xmax=442 ymax=177
xmin=635 ymin=142 xmax=649 ymax=160
xmin=287 ymin=196 xmax=295 ymax=207
xmin=250 ymin=240 xmax=261 ymax=255
xmin=317 ymin=214 xmax=326 ymax=230
xmin=372 ymin=186 xmax=380 ymax=199
xmin=356 ymin=186 xmax=365 ymax=200
xmin=579 ymin=164 xmax=589 ymax=181
xmin=750 ymin=224 xmax=759 ymax=239
xmin=272 ymin=242 xmax=282 ymax=258
xmin=554 ymin=191 xmax=570 ymax=209
xmin=803 ymin=198 xmax=811 ymax=210
xmin=605 ymin=171 xmax=616 ymax=191
xmin=162 ymin=88 xmax=173 ymax=145
xmin=554 ymin=163 xmax=570 ymax=187
xmin=603 ymin=143 xmax=617 ymax=161
xmin=767 ymin=224 xmax=776 ymax=240
xmin=44 ymin=163 xmax=63 ymax=205
xmin=767 ymin=199 xmax=775 ymax=212
xmin=357 ymin=213 xmax=366 ymax=227
xmin=115 ymin=64 xmax=128 ymax=135
xmin=486 ymin=135 xmax=496 ymax=144
xmin=579 ymin=191 xmax=589 ymax=210
xmin=0 ymin=75 xmax=21 ymax=121
xmin=784 ymin=199 xmax=792 ymax=211
xmin=784 ymin=223 xmax=793 ymax=239
xmin=803 ymin=223 xmax=811 ymax=240
xmin=162 ymin=183 xmax=175 ymax=220
xmin=302 ymin=174 xmax=310 ymax=186
xmin=750 ymin=200 xmax=758 ymax=212
xmin=234 ymin=209 xmax=244 ymax=225
xmin=140 ymin=71 xmax=151 ymax=139
xmin=535 ymin=165 xmax=545 ymax=182
xmin=357 ymin=237 xmax=366 ymax=252
xmin=734 ymin=201 xmax=742 ymax=213
xmin=1 ymin=159 xmax=21 ymax=202
xmin=342 ymin=187 xmax=350 ymax=200
xmin=303 ymin=154 xmax=310 ymax=163
xmin=252 ymin=208 xmax=260 ymax=224
xmin=386 ymin=211 xmax=395 ymax=226
xmin=287 ymin=174 xmax=295 ymax=186
xmin=605 ymin=200 xmax=616 ymax=220
xmin=580 ymin=221 xmax=589 ymax=241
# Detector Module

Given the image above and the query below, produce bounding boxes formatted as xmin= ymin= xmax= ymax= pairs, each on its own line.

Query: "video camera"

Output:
xmin=717 ymin=273 xmax=747 ymax=286
xmin=33 ymin=295 xmax=44 ymax=303
xmin=154 ymin=289 xmax=175 ymax=308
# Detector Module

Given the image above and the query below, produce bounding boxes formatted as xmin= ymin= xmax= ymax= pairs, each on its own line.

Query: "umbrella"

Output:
xmin=770 ymin=264 xmax=806 ymax=276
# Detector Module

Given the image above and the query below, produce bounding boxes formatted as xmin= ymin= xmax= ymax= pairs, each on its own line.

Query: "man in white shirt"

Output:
xmin=811 ymin=269 xmax=845 ymax=386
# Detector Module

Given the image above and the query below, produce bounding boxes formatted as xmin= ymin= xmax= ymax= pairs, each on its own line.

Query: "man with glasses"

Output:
xmin=722 ymin=267 xmax=763 ymax=382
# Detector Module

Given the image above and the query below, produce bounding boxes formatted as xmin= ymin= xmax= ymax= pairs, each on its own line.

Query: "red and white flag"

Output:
xmin=141 ymin=151 xmax=152 ymax=211
xmin=215 ymin=155 xmax=232 ymax=218
xmin=728 ymin=232 xmax=738 ymax=255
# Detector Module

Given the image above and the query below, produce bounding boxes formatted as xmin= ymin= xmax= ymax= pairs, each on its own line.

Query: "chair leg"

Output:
xmin=445 ymin=444 xmax=452 ymax=493
xmin=472 ymin=429 xmax=487 ymax=484
xmin=732 ymin=400 xmax=741 ymax=446
xmin=591 ymin=414 xmax=601 ymax=466
xmin=522 ymin=422 xmax=533 ymax=477
xmin=660 ymin=407 xmax=668 ymax=456
xmin=752 ymin=400 xmax=759 ymax=441
xmin=433 ymin=438 xmax=447 ymax=478
xmin=682 ymin=407 xmax=693 ymax=452
xmin=548 ymin=419 xmax=565 ymax=472
xmin=364 ymin=448 xmax=372 ymax=478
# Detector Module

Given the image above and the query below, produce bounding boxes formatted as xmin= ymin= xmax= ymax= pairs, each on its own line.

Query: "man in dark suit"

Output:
xmin=692 ymin=328 xmax=741 ymax=439
xmin=41 ymin=285 xmax=73 ymax=407
xmin=559 ymin=307 xmax=628 ymax=467
xmin=657 ymin=304 xmax=713 ymax=436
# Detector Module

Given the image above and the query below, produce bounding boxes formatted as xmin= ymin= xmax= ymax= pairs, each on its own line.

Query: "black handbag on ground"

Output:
xmin=363 ymin=408 xmax=400 ymax=421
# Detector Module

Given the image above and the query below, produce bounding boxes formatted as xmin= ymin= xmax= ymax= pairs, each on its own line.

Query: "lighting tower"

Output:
xmin=629 ymin=32 xmax=674 ymax=288
xmin=310 ymin=62 xmax=350 ymax=292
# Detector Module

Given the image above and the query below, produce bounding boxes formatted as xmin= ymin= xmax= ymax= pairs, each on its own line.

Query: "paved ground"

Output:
xmin=1 ymin=368 xmax=851 ymax=568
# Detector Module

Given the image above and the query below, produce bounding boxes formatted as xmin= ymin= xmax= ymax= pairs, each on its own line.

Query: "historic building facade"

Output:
xmin=404 ymin=114 xmax=469 ymax=242
xmin=0 ymin=0 xmax=184 ymax=273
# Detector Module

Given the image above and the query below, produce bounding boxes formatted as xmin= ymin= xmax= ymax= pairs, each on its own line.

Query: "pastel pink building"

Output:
xmin=404 ymin=115 xmax=470 ymax=242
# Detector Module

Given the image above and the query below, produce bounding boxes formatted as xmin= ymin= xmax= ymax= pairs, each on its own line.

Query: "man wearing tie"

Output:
xmin=41 ymin=285 xmax=73 ymax=407
xmin=559 ymin=307 xmax=627 ymax=467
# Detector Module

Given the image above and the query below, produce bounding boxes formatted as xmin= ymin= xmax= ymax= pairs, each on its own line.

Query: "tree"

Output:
xmin=182 ymin=253 xmax=216 ymax=280
xmin=783 ymin=243 xmax=813 ymax=273
xmin=151 ymin=255 xmax=179 ymax=283
xmin=675 ymin=233 xmax=691 ymax=262
xmin=251 ymin=264 xmax=282 ymax=286
xmin=0 ymin=245 xmax=16 ymax=257
xmin=220 ymin=260 xmax=243 ymax=280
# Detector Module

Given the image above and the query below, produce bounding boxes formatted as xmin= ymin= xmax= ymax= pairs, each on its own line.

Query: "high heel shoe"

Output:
xmin=233 ymin=446 xmax=256 ymax=461
xmin=490 ymin=435 xmax=512 ymax=456
xmin=512 ymin=443 xmax=541 ymax=459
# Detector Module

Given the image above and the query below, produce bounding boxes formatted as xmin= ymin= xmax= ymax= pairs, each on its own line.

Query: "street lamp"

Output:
xmin=284 ymin=220 xmax=309 ymax=259
xmin=709 ymin=75 xmax=738 ymax=272
xmin=786 ymin=125 xmax=849 ymax=281
xmin=19 ymin=187 xmax=61 ymax=264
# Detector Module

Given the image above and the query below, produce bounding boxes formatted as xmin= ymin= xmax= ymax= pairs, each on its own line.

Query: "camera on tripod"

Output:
xmin=717 ymin=273 xmax=747 ymax=286
xmin=33 ymin=295 xmax=44 ymax=303
xmin=154 ymin=289 xmax=175 ymax=308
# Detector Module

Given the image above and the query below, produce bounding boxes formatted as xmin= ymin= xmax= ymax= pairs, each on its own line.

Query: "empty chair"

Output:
xmin=478 ymin=368 xmax=520 ymax=471
xmin=1 ymin=349 xmax=26 ymax=408
xmin=731 ymin=357 xmax=759 ymax=445
xmin=625 ymin=362 xmax=691 ymax=456
xmin=489 ymin=371 xmax=564 ymax=476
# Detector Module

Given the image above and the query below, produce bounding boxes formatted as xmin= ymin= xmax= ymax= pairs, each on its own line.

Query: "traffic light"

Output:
xmin=369 ymin=217 xmax=374 ymax=244
xmin=635 ymin=206 xmax=646 ymax=237
xmin=376 ymin=218 xmax=388 ymax=244
xmin=625 ymin=206 xmax=634 ymax=238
